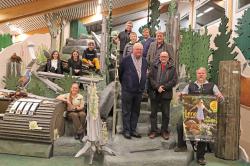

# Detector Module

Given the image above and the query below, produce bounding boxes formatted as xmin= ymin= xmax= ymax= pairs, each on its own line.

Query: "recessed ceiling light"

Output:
xmin=197 ymin=13 xmax=204 ymax=18
xmin=159 ymin=0 xmax=171 ymax=4
xmin=204 ymin=7 xmax=214 ymax=13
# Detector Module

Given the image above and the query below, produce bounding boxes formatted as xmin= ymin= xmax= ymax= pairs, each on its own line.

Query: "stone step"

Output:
xmin=104 ymin=134 xmax=193 ymax=166
xmin=116 ymin=122 xmax=173 ymax=136
xmin=53 ymin=136 xmax=83 ymax=156
xmin=104 ymin=150 xmax=191 ymax=166
xmin=64 ymin=120 xmax=74 ymax=137
xmin=116 ymin=109 xmax=163 ymax=126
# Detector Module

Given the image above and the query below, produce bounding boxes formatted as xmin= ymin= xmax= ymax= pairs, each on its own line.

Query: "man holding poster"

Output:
xmin=174 ymin=67 xmax=224 ymax=165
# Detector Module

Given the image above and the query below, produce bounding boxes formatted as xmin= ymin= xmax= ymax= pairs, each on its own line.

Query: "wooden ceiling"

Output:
xmin=0 ymin=0 xmax=147 ymax=35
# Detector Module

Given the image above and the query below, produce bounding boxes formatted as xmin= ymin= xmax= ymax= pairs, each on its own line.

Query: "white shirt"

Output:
xmin=51 ymin=59 xmax=58 ymax=70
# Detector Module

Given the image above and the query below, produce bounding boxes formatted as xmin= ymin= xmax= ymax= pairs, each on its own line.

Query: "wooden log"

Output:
xmin=0 ymin=99 xmax=65 ymax=143
xmin=36 ymin=71 xmax=103 ymax=84
xmin=215 ymin=60 xmax=240 ymax=160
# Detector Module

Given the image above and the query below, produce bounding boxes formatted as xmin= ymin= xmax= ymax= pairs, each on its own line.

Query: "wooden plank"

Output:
xmin=215 ymin=61 xmax=240 ymax=160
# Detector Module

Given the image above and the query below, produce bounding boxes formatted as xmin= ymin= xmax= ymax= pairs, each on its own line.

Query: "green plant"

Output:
xmin=234 ymin=8 xmax=250 ymax=60
xmin=209 ymin=14 xmax=237 ymax=84
xmin=36 ymin=45 xmax=49 ymax=65
xmin=55 ymin=74 xmax=77 ymax=93
xmin=26 ymin=75 xmax=56 ymax=98
xmin=3 ymin=75 xmax=19 ymax=91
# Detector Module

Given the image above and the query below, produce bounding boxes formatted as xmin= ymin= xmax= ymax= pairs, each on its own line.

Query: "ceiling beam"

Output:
xmin=0 ymin=0 xmax=92 ymax=24
xmin=80 ymin=0 xmax=149 ymax=24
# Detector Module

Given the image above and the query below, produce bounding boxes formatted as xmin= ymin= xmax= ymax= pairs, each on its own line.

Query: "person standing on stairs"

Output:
xmin=118 ymin=21 xmax=133 ymax=63
xmin=174 ymin=67 xmax=224 ymax=165
xmin=148 ymin=51 xmax=178 ymax=140
xmin=118 ymin=43 xmax=147 ymax=139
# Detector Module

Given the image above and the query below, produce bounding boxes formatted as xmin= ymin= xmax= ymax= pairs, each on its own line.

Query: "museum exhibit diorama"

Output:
xmin=0 ymin=0 xmax=249 ymax=166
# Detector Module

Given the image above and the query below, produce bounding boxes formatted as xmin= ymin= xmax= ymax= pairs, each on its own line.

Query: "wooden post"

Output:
xmin=216 ymin=60 xmax=240 ymax=160
xmin=100 ymin=17 xmax=107 ymax=72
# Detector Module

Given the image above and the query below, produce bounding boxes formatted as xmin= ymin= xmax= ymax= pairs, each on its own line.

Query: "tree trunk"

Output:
xmin=215 ymin=60 xmax=240 ymax=160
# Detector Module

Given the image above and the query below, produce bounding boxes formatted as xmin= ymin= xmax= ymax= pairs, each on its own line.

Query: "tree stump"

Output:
xmin=215 ymin=60 xmax=240 ymax=160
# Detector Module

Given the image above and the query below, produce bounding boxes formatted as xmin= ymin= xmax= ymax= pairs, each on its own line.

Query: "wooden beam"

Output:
xmin=80 ymin=0 xmax=148 ymax=24
xmin=26 ymin=27 xmax=49 ymax=35
xmin=226 ymin=0 xmax=233 ymax=30
xmin=0 ymin=0 xmax=92 ymax=24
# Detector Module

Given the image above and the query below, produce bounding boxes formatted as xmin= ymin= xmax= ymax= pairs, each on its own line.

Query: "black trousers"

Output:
xmin=121 ymin=91 xmax=142 ymax=134
xmin=150 ymin=98 xmax=171 ymax=133
xmin=176 ymin=116 xmax=206 ymax=160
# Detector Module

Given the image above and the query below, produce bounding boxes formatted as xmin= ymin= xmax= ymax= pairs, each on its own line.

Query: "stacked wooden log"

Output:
xmin=0 ymin=98 xmax=65 ymax=144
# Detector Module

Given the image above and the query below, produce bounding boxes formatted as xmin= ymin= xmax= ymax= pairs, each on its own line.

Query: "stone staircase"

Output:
xmin=104 ymin=96 xmax=194 ymax=166
xmin=116 ymin=98 xmax=164 ymax=135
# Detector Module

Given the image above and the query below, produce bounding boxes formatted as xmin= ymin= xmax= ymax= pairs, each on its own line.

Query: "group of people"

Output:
xmin=44 ymin=41 xmax=102 ymax=76
xmin=118 ymin=20 xmax=177 ymax=140
xmin=52 ymin=20 xmax=224 ymax=165
xmin=118 ymin=21 xmax=224 ymax=165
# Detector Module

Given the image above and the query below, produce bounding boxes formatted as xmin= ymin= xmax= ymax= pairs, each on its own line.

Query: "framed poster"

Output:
xmin=182 ymin=95 xmax=218 ymax=142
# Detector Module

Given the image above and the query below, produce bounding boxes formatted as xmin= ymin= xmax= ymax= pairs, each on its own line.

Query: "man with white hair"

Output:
xmin=119 ymin=43 xmax=147 ymax=139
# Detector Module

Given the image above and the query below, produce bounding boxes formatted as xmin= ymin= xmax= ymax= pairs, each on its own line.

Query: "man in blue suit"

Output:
xmin=119 ymin=43 xmax=147 ymax=139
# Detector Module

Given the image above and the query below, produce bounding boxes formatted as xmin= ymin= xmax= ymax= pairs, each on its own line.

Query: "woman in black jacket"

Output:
xmin=44 ymin=50 xmax=63 ymax=74
xmin=68 ymin=50 xmax=82 ymax=76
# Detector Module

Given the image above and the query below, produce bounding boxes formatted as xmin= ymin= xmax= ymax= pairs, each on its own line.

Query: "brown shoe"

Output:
xmin=148 ymin=132 xmax=157 ymax=139
xmin=197 ymin=158 xmax=206 ymax=165
xmin=162 ymin=131 xmax=169 ymax=140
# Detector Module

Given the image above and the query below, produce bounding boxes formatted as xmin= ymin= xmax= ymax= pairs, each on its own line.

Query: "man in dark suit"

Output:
xmin=119 ymin=43 xmax=147 ymax=139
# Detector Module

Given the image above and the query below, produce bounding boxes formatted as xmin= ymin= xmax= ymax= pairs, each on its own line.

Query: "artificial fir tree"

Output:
xmin=179 ymin=27 xmax=212 ymax=81
xmin=209 ymin=14 xmax=237 ymax=84
xmin=148 ymin=0 xmax=160 ymax=37
xmin=234 ymin=8 xmax=250 ymax=61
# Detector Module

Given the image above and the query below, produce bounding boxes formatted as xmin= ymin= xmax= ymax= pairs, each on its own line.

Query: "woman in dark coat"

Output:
xmin=44 ymin=50 xmax=63 ymax=74
xmin=68 ymin=50 xmax=82 ymax=76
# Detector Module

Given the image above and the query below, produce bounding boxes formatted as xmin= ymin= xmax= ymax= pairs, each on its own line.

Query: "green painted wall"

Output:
xmin=70 ymin=20 xmax=88 ymax=39
xmin=0 ymin=34 xmax=12 ymax=51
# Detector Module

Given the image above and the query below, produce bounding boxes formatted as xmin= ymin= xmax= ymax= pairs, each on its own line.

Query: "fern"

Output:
xmin=3 ymin=75 xmax=19 ymax=91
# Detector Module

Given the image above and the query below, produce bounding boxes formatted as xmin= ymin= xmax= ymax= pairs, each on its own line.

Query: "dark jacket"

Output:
xmin=140 ymin=37 xmax=155 ymax=58
xmin=147 ymin=41 xmax=174 ymax=68
xmin=118 ymin=30 xmax=130 ymax=53
xmin=83 ymin=48 xmax=97 ymax=61
xmin=44 ymin=59 xmax=63 ymax=74
xmin=188 ymin=82 xmax=214 ymax=95
xmin=148 ymin=60 xmax=178 ymax=99
xmin=119 ymin=55 xmax=147 ymax=93
xmin=67 ymin=59 xmax=82 ymax=76
xmin=122 ymin=42 xmax=135 ymax=62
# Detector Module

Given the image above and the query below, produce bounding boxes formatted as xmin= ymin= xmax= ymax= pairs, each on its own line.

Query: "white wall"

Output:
xmin=112 ymin=12 xmax=168 ymax=36
xmin=0 ymin=33 xmax=50 ymax=88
